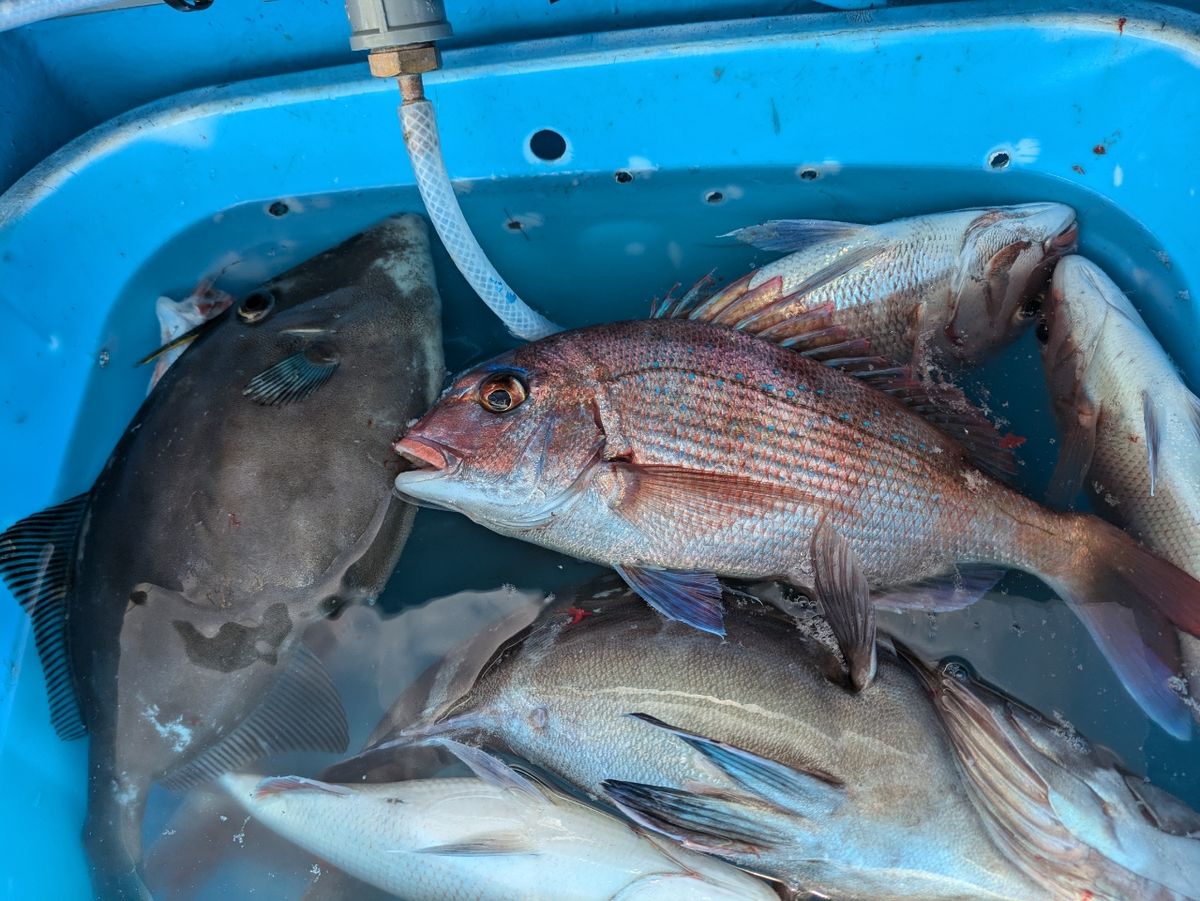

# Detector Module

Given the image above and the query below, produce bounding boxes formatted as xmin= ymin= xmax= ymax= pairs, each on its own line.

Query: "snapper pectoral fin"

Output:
xmin=614 ymin=565 xmax=726 ymax=637
xmin=811 ymin=521 xmax=876 ymax=692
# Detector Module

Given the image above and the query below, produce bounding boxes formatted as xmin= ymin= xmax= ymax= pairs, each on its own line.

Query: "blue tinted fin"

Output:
xmin=627 ymin=712 xmax=844 ymax=816
xmin=1069 ymin=600 xmax=1191 ymax=741
xmin=614 ymin=565 xmax=725 ymax=637
xmin=603 ymin=780 xmax=785 ymax=854
xmin=812 ymin=521 xmax=876 ymax=692
xmin=873 ymin=565 xmax=1007 ymax=613
xmin=721 ymin=219 xmax=868 ymax=253
xmin=0 ymin=493 xmax=89 ymax=740
xmin=437 ymin=739 xmax=544 ymax=801
xmin=243 ymin=346 xmax=339 ymax=406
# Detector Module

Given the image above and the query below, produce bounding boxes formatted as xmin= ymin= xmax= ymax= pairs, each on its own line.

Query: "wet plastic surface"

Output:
xmin=1 ymin=2 xmax=1199 ymax=895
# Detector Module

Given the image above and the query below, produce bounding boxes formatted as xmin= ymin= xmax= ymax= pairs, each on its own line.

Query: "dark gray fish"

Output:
xmin=377 ymin=578 xmax=1200 ymax=901
xmin=0 ymin=215 xmax=444 ymax=898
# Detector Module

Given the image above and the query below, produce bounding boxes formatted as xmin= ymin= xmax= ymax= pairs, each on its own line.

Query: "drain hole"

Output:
xmin=988 ymin=151 xmax=1011 ymax=170
xmin=614 ymin=169 xmax=634 ymax=184
xmin=506 ymin=219 xmax=523 ymax=231
xmin=705 ymin=191 xmax=724 ymax=204
xmin=267 ymin=200 xmax=290 ymax=217
xmin=799 ymin=168 xmax=819 ymax=181
xmin=529 ymin=129 xmax=567 ymax=162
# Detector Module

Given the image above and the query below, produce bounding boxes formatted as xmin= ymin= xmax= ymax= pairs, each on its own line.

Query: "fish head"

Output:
xmin=393 ymin=338 xmax=606 ymax=532
xmin=944 ymin=202 xmax=1078 ymax=363
xmin=1038 ymin=255 xmax=1117 ymax=411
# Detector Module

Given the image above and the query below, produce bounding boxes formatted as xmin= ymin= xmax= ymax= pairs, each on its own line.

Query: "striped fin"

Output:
xmin=161 ymin=645 xmax=348 ymax=790
xmin=243 ymin=347 xmax=339 ymax=407
xmin=0 ymin=495 xmax=89 ymax=740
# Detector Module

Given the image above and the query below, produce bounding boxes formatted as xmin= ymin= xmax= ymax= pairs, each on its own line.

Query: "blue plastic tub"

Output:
xmin=2 ymin=2 xmax=1199 ymax=896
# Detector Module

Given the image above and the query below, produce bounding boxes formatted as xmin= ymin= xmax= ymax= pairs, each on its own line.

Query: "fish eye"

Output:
xmin=478 ymin=372 xmax=528 ymax=413
xmin=1036 ymin=320 xmax=1051 ymax=344
xmin=237 ymin=289 xmax=276 ymax=324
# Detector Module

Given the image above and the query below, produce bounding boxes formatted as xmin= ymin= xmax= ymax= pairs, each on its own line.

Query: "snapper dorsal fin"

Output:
xmin=0 ymin=494 xmax=90 ymax=740
xmin=655 ymin=273 xmax=1018 ymax=481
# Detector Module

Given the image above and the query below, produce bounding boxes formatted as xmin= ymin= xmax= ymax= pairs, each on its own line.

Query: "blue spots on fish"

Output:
xmin=761 ymin=384 xmax=775 ymax=392
xmin=687 ymin=372 xmax=696 ymax=382
xmin=862 ymin=420 xmax=873 ymax=428
xmin=786 ymin=389 xmax=796 ymax=398
xmin=838 ymin=412 xmax=851 ymax=422
xmin=735 ymin=373 xmax=745 ymax=381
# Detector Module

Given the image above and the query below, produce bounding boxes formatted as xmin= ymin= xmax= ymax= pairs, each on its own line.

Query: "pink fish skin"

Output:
xmin=394 ymin=315 xmax=1200 ymax=737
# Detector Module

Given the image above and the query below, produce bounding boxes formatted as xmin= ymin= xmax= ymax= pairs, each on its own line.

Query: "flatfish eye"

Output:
xmin=479 ymin=372 xmax=528 ymax=413
xmin=237 ymin=289 xmax=276 ymax=324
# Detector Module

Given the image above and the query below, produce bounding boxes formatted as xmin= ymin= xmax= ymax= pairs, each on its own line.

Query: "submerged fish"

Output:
xmin=393 ymin=273 xmax=1200 ymax=736
xmin=699 ymin=203 xmax=1076 ymax=368
xmin=1039 ymin=255 xmax=1200 ymax=718
xmin=0 ymin=216 xmax=444 ymax=898
xmin=382 ymin=581 xmax=1200 ymax=901
xmin=222 ymin=764 xmax=778 ymax=901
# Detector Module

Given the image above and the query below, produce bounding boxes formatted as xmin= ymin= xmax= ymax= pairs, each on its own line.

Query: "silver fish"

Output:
xmin=381 ymin=580 xmax=1200 ymax=901
xmin=709 ymin=203 xmax=1077 ymax=368
xmin=1039 ymin=254 xmax=1200 ymax=717
xmin=221 ymin=767 xmax=778 ymax=901
xmin=0 ymin=215 xmax=444 ymax=897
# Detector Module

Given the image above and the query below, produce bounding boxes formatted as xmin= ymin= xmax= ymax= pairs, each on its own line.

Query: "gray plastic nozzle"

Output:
xmin=343 ymin=0 xmax=451 ymax=52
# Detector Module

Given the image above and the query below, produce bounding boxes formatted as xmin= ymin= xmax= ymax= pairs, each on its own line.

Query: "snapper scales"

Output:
xmin=1040 ymin=255 xmax=1200 ymax=721
xmin=0 ymin=215 xmax=444 ymax=898
xmin=380 ymin=581 xmax=1200 ymax=901
xmin=393 ymin=264 xmax=1200 ymax=737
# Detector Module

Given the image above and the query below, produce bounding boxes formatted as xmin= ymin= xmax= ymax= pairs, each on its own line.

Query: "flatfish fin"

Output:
xmin=162 ymin=644 xmax=348 ymax=791
xmin=243 ymin=346 xmax=340 ymax=407
xmin=0 ymin=493 xmax=90 ymax=740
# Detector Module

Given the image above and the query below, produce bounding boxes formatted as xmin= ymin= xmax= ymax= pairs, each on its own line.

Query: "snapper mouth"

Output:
xmin=1048 ymin=221 xmax=1079 ymax=252
xmin=393 ymin=435 xmax=459 ymax=474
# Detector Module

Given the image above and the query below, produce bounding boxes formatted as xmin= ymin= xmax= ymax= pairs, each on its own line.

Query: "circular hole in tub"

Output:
xmin=529 ymin=129 xmax=567 ymax=162
xmin=614 ymin=169 xmax=634 ymax=184
xmin=799 ymin=168 xmax=819 ymax=181
xmin=506 ymin=219 xmax=523 ymax=232
xmin=705 ymin=190 xmax=725 ymax=204
xmin=988 ymin=151 xmax=1011 ymax=170
xmin=267 ymin=200 xmax=290 ymax=217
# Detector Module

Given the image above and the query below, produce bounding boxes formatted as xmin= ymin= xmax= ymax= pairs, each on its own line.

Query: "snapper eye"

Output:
xmin=479 ymin=372 xmax=528 ymax=413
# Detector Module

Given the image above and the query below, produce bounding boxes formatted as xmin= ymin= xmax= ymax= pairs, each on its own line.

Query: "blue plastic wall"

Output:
xmin=2 ymin=1 xmax=1199 ymax=896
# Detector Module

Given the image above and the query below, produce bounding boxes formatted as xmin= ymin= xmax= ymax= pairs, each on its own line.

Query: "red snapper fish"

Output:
xmin=394 ymin=280 xmax=1200 ymax=737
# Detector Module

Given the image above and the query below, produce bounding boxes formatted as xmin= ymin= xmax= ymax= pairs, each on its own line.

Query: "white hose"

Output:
xmin=400 ymin=98 xmax=561 ymax=341
xmin=0 ymin=0 xmax=116 ymax=32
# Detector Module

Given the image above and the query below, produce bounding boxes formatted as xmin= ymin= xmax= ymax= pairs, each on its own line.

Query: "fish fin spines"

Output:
xmin=721 ymin=219 xmax=869 ymax=254
xmin=416 ymin=835 xmax=534 ymax=856
xmin=873 ymin=565 xmax=1007 ymax=613
xmin=162 ymin=645 xmax=348 ymax=790
xmin=0 ymin=494 xmax=90 ymax=740
xmin=243 ymin=349 xmax=339 ymax=407
xmin=436 ymin=738 xmax=546 ymax=801
xmin=602 ymin=779 xmax=785 ymax=854
xmin=1142 ymin=390 xmax=1160 ymax=497
xmin=1187 ymin=390 xmax=1200 ymax=446
xmin=626 ymin=712 xmax=844 ymax=815
xmin=811 ymin=521 xmax=876 ymax=692
xmin=1046 ymin=396 xmax=1099 ymax=509
xmin=614 ymin=565 xmax=726 ymax=637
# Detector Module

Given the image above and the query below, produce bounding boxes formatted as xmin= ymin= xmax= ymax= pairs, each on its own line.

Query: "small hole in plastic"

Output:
xmin=506 ymin=219 xmax=523 ymax=232
xmin=529 ymin=129 xmax=567 ymax=162
xmin=614 ymin=170 xmax=634 ymax=184
xmin=705 ymin=191 xmax=724 ymax=204
xmin=267 ymin=201 xmax=289 ymax=217
xmin=988 ymin=151 xmax=1011 ymax=170
xmin=799 ymin=168 xmax=819 ymax=181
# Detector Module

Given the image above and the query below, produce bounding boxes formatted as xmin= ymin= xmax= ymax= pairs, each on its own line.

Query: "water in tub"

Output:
xmin=4 ymin=165 xmax=1199 ymax=898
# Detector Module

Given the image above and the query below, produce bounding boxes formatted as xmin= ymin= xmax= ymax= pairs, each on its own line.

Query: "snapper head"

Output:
xmin=943 ymin=202 xmax=1078 ymax=363
xmin=393 ymin=337 xmax=607 ymax=533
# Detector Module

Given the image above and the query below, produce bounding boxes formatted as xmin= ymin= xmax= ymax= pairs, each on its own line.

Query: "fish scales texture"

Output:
xmin=520 ymin=319 xmax=1039 ymax=582
xmin=223 ymin=774 xmax=777 ymax=900
xmin=411 ymin=585 xmax=1200 ymax=900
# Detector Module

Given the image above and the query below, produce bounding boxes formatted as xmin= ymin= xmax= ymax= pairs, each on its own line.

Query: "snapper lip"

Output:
xmin=393 ymin=435 xmax=458 ymax=473
xmin=1049 ymin=222 xmax=1079 ymax=251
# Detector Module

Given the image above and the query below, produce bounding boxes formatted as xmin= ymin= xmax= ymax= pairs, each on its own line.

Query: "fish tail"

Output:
xmin=1037 ymin=514 xmax=1200 ymax=737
